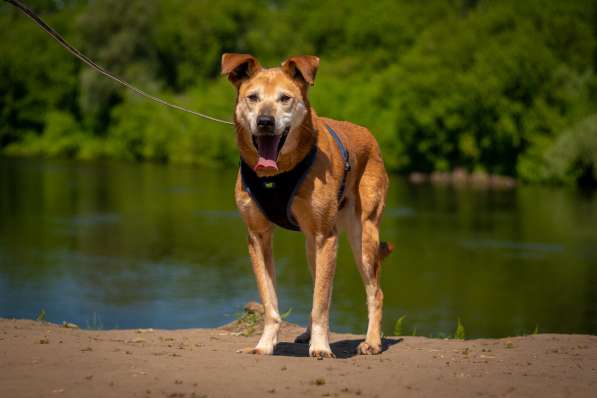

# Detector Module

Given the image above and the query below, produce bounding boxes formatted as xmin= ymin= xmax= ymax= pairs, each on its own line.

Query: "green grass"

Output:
xmin=393 ymin=314 xmax=407 ymax=336
xmin=392 ymin=316 xmax=468 ymax=339
xmin=454 ymin=318 xmax=465 ymax=340
xmin=234 ymin=306 xmax=292 ymax=337
xmin=35 ymin=308 xmax=46 ymax=322
xmin=280 ymin=308 xmax=292 ymax=320
xmin=232 ymin=309 xmax=258 ymax=337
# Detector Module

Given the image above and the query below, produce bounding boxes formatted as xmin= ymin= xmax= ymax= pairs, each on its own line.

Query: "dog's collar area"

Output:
xmin=240 ymin=124 xmax=350 ymax=232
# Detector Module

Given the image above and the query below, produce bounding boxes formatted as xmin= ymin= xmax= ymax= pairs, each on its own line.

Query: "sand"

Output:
xmin=1 ymin=318 xmax=596 ymax=398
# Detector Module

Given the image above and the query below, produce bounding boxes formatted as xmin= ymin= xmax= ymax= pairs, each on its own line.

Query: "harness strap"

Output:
xmin=325 ymin=125 xmax=351 ymax=203
xmin=240 ymin=146 xmax=317 ymax=231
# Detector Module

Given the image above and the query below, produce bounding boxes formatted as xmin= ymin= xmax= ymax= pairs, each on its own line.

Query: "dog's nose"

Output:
xmin=257 ymin=115 xmax=275 ymax=129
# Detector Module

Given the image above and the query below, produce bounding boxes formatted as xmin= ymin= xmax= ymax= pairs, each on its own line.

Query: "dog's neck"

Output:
xmin=236 ymin=109 xmax=318 ymax=177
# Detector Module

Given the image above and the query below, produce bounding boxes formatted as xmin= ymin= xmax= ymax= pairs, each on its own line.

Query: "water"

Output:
xmin=1 ymin=157 xmax=596 ymax=338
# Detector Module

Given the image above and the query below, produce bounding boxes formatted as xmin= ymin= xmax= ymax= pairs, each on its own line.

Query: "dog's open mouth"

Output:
xmin=252 ymin=127 xmax=289 ymax=171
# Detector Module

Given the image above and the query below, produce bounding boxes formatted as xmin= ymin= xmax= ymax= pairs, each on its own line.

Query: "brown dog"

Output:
xmin=222 ymin=53 xmax=392 ymax=358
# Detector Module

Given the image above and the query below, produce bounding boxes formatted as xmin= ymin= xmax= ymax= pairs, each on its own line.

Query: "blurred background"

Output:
xmin=0 ymin=0 xmax=596 ymax=338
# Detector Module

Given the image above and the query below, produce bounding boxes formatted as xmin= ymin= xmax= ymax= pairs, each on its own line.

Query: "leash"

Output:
xmin=4 ymin=0 xmax=234 ymax=126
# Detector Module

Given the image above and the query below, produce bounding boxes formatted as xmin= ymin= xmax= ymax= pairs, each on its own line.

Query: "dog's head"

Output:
xmin=221 ymin=53 xmax=319 ymax=171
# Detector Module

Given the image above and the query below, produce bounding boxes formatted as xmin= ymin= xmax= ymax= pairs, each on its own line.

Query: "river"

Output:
xmin=1 ymin=157 xmax=595 ymax=337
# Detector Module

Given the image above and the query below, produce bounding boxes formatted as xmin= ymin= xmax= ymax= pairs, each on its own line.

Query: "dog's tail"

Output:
xmin=379 ymin=241 xmax=394 ymax=261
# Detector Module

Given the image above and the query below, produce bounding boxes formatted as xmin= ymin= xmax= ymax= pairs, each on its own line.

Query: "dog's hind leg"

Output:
xmin=347 ymin=218 xmax=384 ymax=354
xmin=294 ymin=238 xmax=316 ymax=344
xmin=246 ymin=227 xmax=281 ymax=355
xmin=306 ymin=230 xmax=338 ymax=358
xmin=347 ymin=163 xmax=389 ymax=355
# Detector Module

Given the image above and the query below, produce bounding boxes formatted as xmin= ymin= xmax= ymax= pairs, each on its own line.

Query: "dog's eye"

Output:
xmin=279 ymin=94 xmax=292 ymax=104
xmin=247 ymin=94 xmax=259 ymax=102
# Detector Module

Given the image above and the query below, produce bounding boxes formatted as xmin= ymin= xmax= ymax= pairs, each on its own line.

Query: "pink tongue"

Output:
xmin=254 ymin=135 xmax=281 ymax=171
xmin=255 ymin=157 xmax=278 ymax=171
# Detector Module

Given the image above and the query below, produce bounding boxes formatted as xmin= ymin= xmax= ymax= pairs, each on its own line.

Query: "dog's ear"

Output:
xmin=221 ymin=53 xmax=262 ymax=87
xmin=281 ymin=55 xmax=320 ymax=86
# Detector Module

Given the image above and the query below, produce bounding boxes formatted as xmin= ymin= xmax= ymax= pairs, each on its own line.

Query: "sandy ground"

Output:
xmin=1 ymin=318 xmax=596 ymax=398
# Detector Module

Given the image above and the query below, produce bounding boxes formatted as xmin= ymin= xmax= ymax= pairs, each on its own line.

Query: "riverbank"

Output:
xmin=408 ymin=168 xmax=518 ymax=189
xmin=1 ymin=318 xmax=595 ymax=398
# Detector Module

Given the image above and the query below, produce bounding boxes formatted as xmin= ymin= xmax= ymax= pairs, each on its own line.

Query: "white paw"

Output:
xmin=237 ymin=344 xmax=274 ymax=355
xmin=309 ymin=344 xmax=335 ymax=358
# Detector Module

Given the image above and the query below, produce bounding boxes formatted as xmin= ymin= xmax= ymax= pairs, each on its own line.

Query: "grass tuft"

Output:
xmin=280 ymin=308 xmax=292 ymax=320
xmin=36 ymin=308 xmax=46 ymax=322
xmin=533 ymin=325 xmax=539 ymax=335
xmin=454 ymin=318 xmax=465 ymax=340
xmin=393 ymin=314 xmax=407 ymax=336
xmin=233 ymin=306 xmax=292 ymax=337
xmin=236 ymin=311 xmax=261 ymax=337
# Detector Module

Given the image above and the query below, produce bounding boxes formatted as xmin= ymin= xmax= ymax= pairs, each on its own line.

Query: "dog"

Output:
xmin=221 ymin=53 xmax=393 ymax=358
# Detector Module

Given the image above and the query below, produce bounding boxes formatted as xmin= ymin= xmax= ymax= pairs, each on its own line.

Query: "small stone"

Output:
xmin=244 ymin=301 xmax=265 ymax=315
xmin=62 ymin=322 xmax=79 ymax=329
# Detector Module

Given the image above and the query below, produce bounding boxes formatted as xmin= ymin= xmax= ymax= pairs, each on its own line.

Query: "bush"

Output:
xmin=544 ymin=114 xmax=597 ymax=186
xmin=1 ymin=0 xmax=596 ymax=185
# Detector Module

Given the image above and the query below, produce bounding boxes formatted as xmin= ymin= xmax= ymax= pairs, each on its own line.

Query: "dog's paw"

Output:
xmin=236 ymin=346 xmax=274 ymax=355
xmin=294 ymin=331 xmax=311 ymax=344
xmin=309 ymin=347 xmax=336 ymax=359
xmin=357 ymin=341 xmax=382 ymax=355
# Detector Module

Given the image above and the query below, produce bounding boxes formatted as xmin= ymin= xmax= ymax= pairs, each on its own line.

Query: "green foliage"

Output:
xmin=1 ymin=0 xmax=596 ymax=185
xmin=0 ymin=6 xmax=79 ymax=147
xmin=77 ymin=0 xmax=159 ymax=133
xmin=393 ymin=314 xmax=407 ymax=336
xmin=545 ymin=114 xmax=597 ymax=186
xmin=455 ymin=318 xmax=466 ymax=340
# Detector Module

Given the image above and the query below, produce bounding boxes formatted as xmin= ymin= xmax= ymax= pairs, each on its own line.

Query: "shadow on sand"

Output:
xmin=274 ymin=337 xmax=402 ymax=359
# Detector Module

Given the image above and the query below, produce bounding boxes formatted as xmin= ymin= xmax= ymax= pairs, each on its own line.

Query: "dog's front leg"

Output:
xmin=307 ymin=230 xmax=338 ymax=358
xmin=247 ymin=228 xmax=281 ymax=355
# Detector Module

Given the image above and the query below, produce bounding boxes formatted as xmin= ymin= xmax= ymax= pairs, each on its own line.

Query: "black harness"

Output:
xmin=240 ymin=125 xmax=350 ymax=231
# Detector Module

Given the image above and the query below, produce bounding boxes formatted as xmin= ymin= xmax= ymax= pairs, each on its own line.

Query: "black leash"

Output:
xmin=3 ymin=0 xmax=234 ymax=125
